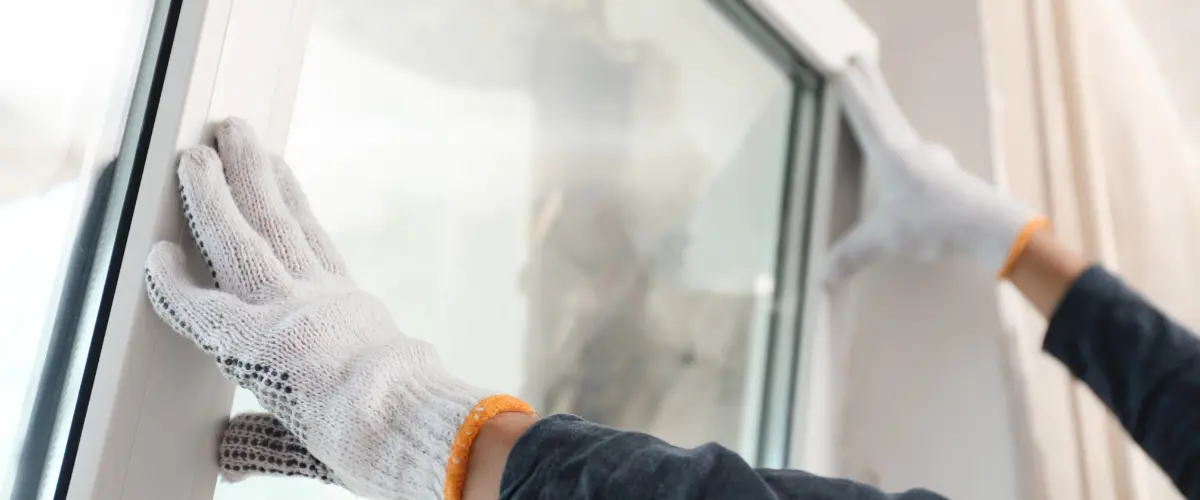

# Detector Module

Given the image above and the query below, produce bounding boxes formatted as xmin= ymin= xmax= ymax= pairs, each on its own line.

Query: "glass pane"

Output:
xmin=218 ymin=1 xmax=809 ymax=497
xmin=0 ymin=0 xmax=165 ymax=496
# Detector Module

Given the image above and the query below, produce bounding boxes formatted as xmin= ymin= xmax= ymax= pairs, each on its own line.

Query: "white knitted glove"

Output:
xmin=144 ymin=119 xmax=532 ymax=500
xmin=825 ymin=58 xmax=1046 ymax=285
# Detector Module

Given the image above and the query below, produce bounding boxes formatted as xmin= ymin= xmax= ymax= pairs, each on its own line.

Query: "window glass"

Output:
xmin=0 ymin=0 xmax=164 ymax=496
xmin=218 ymin=1 xmax=812 ymax=497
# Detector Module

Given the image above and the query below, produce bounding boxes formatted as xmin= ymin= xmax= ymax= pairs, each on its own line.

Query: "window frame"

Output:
xmin=708 ymin=0 xmax=874 ymax=470
xmin=6 ymin=0 xmax=182 ymax=496
xmin=63 ymin=1 xmax=316 ymax=498
xmin=740 ymin=0 xmax=877 ymax=475
xmin=59 ymin=0 xmax=876 ymax=497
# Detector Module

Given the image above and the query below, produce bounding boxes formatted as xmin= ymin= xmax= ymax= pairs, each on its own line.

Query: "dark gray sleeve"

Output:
xmin=1044 ymin=265 xmax=1200 ymax=498
xmin=500 ymin=414 xmax=946 ymax=500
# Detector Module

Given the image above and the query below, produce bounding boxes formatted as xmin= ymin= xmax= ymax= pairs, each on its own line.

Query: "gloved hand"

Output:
xmin=144 ymin=119 xmax=533 ymax=500
xmin=825 ymin=58 xmax=1047 ymax=285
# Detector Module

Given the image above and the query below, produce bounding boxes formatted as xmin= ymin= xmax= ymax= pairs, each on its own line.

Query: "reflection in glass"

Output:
xmin=220 ymin=1 xmax=804 ymax=497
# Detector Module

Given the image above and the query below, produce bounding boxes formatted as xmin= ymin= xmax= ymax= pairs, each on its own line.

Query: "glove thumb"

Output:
xmin=823 ymin=211 xmax=897 ymax=288
xmin=219 ymin=413 xmax=337 ymax=484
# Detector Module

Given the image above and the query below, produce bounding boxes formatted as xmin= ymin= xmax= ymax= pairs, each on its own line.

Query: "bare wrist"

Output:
xmin=1007 ymin=228 xmax=1090 ymax=318
xmin=461 ymin=412 xmax=539 ymax=500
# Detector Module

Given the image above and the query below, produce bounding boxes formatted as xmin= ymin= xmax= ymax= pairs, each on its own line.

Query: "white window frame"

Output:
xmin=66 ymin=1 xmax=315 ymax=498
xmin=61 ymin=0 xmax=876 ymax=498
xmin=722 ymin=0 xmax=877 ymax=473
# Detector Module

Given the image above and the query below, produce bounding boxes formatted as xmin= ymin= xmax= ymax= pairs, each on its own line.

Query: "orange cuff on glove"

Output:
xmin=444 ymin=395 xmax=536 ymax=500
xmin=998 ymin=217 xmax=1051 ymax=279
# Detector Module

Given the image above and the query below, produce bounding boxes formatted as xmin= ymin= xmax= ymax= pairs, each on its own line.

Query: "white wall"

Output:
xmin=832 ymin=1 xmax=1025 ymax=498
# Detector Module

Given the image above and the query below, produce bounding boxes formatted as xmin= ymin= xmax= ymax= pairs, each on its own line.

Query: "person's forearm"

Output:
xmin=1007 ymin=228 xmax=1200 ymax=498
xmin=1006 ymin=228 xmax=1089 ymax=320
xmin=496 ymin=414 xmax=946 ymax=499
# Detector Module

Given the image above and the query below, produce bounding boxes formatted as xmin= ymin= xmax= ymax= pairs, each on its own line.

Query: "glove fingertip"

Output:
xmin=145 ymin=241 xmax=187 ymax=282
xmin=178 ymin=145 xmax=220 ymax=175
xmin=823 ymin=236 xmax=883 ymax=290
xmin=219 ymin=116 xmax=253 ymax=134
xmin=214 ymin=117 xmax=262 ymax=156
xmin=821 ymin=256 xmax=858 ymax=292
xmin=822 ymin=207 xmax=901 ymax=288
